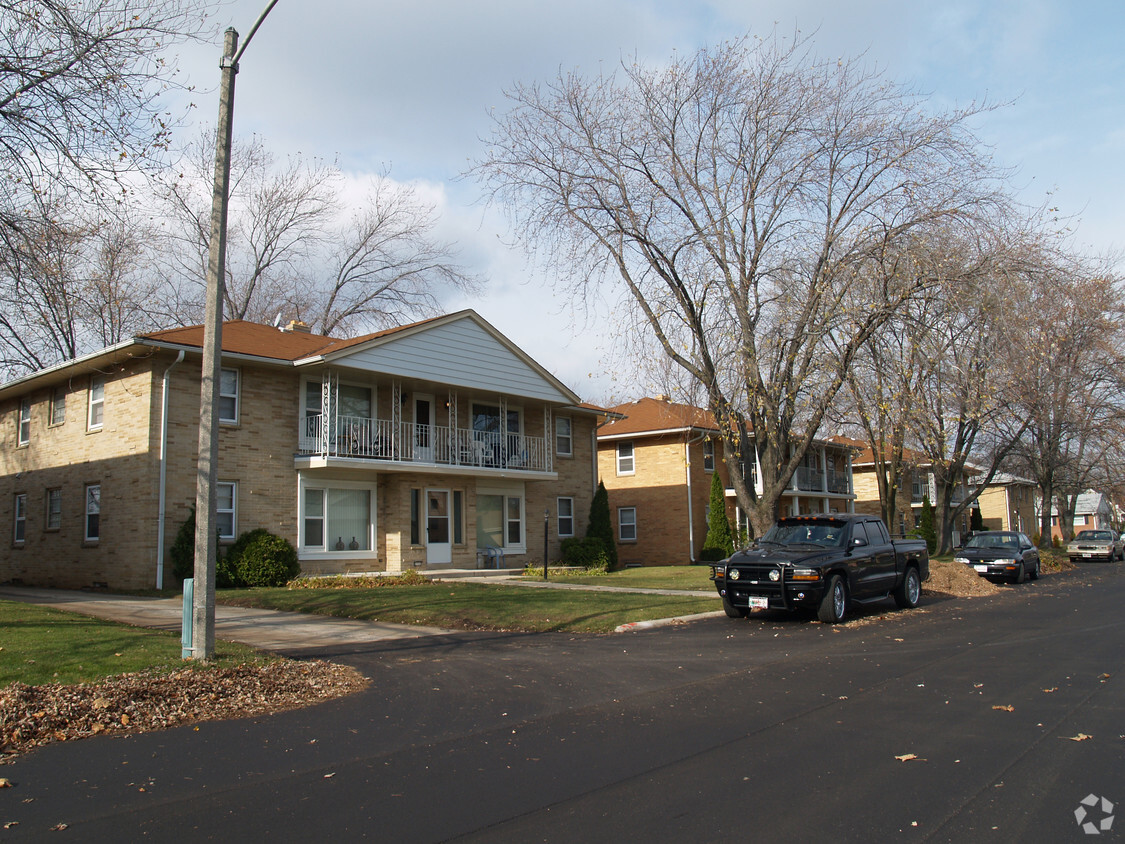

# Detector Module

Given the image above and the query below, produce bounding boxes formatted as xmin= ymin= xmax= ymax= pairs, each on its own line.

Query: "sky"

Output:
xmin=171 ymin=0 xmax=1125 ymax=403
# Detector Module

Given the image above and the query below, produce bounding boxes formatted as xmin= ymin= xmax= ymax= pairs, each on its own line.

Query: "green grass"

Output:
xmin=217 ymin=581 xmax=719 ymax=633
xmin=523 ymin=565 xmax=716 ymax=591
xmin=0 ymin=599 xmax=274 ymax=687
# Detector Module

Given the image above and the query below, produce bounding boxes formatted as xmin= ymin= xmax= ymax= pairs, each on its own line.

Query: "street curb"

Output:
xmin=614 ymin=610 xmax=726 ymax=633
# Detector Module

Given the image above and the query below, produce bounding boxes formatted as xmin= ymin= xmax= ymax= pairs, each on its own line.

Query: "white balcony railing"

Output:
xmin=299 ymin=413 xmax=550 ymax=472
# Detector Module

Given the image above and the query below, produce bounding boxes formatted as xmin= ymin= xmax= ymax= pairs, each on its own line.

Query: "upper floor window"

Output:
xmin=703 ymin=438 xmax=715 ymax=472
xmin=556 ymin=417 xmax=573 ymax=457
xmin=219 ymin=368 xmax=240 ymax=424
xmin=50 ymin=386 xmax=66 ymax=426
xmin=17 ymin=397 xmax=30 ymax=446
xmin=87 ymin=376 xmax=105 ymax=430
xmin=85 ymin=484 xmax=100 ymax=542
xmin=557 ymin=497 xmax=574 ymax=537
xmin=616 ymin=441 xmax=635 ymax=475
xmin=13 ymin=493 xmax=27 ymax=544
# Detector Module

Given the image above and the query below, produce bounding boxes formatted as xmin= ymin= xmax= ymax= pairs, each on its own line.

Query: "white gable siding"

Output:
xmin=336 ymin=318 xmax=572 ymax=403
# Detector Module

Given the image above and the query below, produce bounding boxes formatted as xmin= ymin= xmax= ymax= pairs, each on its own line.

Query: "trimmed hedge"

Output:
xmin=560 ymin=536 xmax=610 ymax=571
xmin=224 ymin=528 xmax=301 ymax=588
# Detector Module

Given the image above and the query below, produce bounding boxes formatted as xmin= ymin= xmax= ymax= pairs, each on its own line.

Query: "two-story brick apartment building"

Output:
xmin=597 ymin=397 xmax=856 ymax=566
xmin=1 ymin=311 xmax=601 ymax=590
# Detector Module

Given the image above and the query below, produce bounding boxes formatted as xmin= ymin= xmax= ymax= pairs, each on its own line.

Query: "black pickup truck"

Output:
xmin=711 ymin=513 xmax=929 ymax=623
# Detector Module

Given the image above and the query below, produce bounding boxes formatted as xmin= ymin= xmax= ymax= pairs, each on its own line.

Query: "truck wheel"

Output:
xmin=817 ymin=575 xmax=847 ymax=624
xmin=722 ymin=594 xmax=748 ymax=618
xmin=1014 ymin=561 xmax=1026 ymax=584
xmin=893 ymin=566 xmax=921 ymax=609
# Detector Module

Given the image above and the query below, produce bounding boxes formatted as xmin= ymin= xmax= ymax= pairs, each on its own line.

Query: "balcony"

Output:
xmin=796 ymin=466 xmax=825 ymax=492
xmin=826 ymin=471 xmax=851 ymax=495
xmin=298 ymin=413 xmax=550 ymax=473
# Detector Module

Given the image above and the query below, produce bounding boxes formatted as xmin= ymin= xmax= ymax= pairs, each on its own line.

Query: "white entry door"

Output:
xmin=414 ymin=394 xmax=434 ymax=462
xmin=426 ymin=489 xmax=452 ymax=565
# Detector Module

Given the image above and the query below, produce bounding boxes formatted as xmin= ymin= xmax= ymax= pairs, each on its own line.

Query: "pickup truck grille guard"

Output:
xmin=728 ymin=562 xmax=793 ymax=610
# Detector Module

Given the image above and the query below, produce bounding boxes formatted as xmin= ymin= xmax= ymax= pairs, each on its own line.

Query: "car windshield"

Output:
xmin=760 ymin=520 xmax=847 ymax=548
xmin=964 ymin=533 xmax=1018 ymax=550
xmin=1075 ymin=530 xmax=1113 ymax=541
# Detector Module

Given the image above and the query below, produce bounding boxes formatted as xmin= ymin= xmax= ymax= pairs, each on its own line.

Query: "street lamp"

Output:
xmin=190 ymin=1 xmax=279 ymax=661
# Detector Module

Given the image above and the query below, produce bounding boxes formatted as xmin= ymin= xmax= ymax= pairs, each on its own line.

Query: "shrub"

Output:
xmin=586 ymin=481 xmax=617 ymax=569
xmin=289 ymin=570 xmax=429 ymax=589
xmin=700 ymin=471 xmax=735 ymax=561
xmin=170 ymin=508 xmax=197 ymax=582
xmin=224 ymin=529 xmax=300 ymax=587
xmin=970 ymin=507 xmax=984 ymax=532
xmin=917 ymin=495 xmax=937 ymax=555
xmin=560 ymin=536 xmax=611 ymax=570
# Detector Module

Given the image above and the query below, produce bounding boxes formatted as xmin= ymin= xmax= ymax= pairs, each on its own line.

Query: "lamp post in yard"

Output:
xmin=544 ymin=508 xmax=550 ymax=581
xmin=190 ymin=2 xmax=279 ymax=661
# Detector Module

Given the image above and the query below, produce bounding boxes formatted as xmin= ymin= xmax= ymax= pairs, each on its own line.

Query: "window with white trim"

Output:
xmin=13 ymin=493 xmax=26 ymax=544
xmin=703 ymin=438 xmax=715 ymax=472
xmin=50 ymin=386 xmax=66 ymax=426
xmin=46 ymin=488 xmax=61 ymax=531
xmin=557 ymin=497 xmax=574 ymax=537
xmin=17 ymin=397 xmax=30 ymax=445
xmin=618 ymin=506 xmax=637 ymax=542
xmin=216 ymin=482 xmax=237 ymax=540
xmin=476 ymin=484 xmax=526 ymax=552
xmin=299 ymin=478 xmax=376 ymax=553
xmin=616 ymin=441 xmax=635 ymax=475
xmin=555 ymin=417 xmax=573 ymax=456
xmin=219 ymin=368 xmax=239 ymax=423
xmin=87 ymin=376 xmax=104 ymax=430
xmin=84 ymin=484 xmax=100 ymax=541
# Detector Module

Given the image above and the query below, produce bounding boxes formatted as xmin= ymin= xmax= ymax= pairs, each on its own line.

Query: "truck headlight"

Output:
xmin=712 ymin=565 xmax=726 ymax=579
xmin=729 ymin=569 xmax=740 ymax=580
xmin=790 ymin=568 xmax=819 ymax=581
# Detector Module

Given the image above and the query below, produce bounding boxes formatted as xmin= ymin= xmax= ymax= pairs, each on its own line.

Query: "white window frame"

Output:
xmin=703 ymin=438 xmax=715 ymax=472
xmin=476 ymin=482 xmax=527 ymax=553
xmin=557 ymin=496 xmax=574 ymax=537
xmin=219 ymin=368 xmax=240 ymax=424
xmin=50 ymin=386 xmax=66 ymax=426
xmin=618 ymin=506 xmax=637 ymax=542
xmin=87 ymin=376 xmax=105 ymax=430
xmin=17 ymin=397 xmax=30 ymax=446
xmin=555 ymin=416 xmax=573 ymax=457
xmin=297 ymin=475 xmax=378 ymax=556
xmin=216 ymin=481 xmax=237 ymax=540
xmin=616 ymin=441 xmax=635 ymax=475
xmin=13 ymin=493 xmax=27 ymax=544
xmin=46 ymin=488 xmax=61 ymax=531
xmin=84 ymin=483 xmax=100 ymax=542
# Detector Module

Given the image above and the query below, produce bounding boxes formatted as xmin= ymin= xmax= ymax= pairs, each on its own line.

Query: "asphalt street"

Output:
xmin=2 ymin=564 xmax=1123 ymax=842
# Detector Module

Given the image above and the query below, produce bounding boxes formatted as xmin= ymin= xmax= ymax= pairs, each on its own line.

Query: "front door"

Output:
xmin=414 ymin=394 xmax=434 ymax=462
xmin=426 ymin=489 xmax=452 ymax=565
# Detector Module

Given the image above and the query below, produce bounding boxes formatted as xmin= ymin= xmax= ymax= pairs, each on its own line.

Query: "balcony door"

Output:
xmin=414 ymin=394 xmax=434 ymax=462
xmin=426 ymin=489 xmax=452 ymax=565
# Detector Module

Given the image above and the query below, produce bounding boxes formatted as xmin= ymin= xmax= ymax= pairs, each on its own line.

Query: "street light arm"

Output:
xmin=233 ymin=0 xmax=280 ymax=66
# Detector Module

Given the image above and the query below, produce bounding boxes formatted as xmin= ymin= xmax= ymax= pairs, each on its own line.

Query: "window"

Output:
xmin=216 ymin=482 xmax=237 ymax=540
xmin=13 ymin=493 xmax=26 ymax=544
xmin=453 ymin=490 xmax=463 ymax=544
xmin=219 ymin=368 xmax=239 ymax=423
xmin=476 ymin=489 xmax=525 ymax=551
xmin=557 ymin=497 xmax=574 ymax=537
xmin=17 ymin=397 xmax=30 ymax=445
xmin=300 ymin=480 xmax=375 ymax=552
xmin=616 ymin=441 xmax=635 ymax=475
xmin=703 ymin=438 xmax=715 ymax=472
xmin=84 ymin=484 xmax=100 ymax=541
xmin=410 ymin=488 xmax=421 ymax=545
xmin=50 ymin=386 xmax=66 ymax=426
xmin=555 ymin=417 xmax=573 ymax=456
xmin=88 ymin=376 xmax=104 ymax=430
xmin=618 ymin=507 xmax=637 ymax=542
xmin=46 ymin=489 xmax=61 ymax=531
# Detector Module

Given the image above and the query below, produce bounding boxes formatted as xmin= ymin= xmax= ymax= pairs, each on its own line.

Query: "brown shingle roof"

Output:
xmin=598 ymin=397 xmax=719 ymax=437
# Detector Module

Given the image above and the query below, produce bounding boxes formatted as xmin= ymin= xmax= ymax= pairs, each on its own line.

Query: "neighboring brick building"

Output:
xmin=597 ymin=398 xmax=855 ymax=566
xmin=1 ymin=311 xmax=601 ymax=589
xmin=971 ymin=473 xmax=1037 ymax=535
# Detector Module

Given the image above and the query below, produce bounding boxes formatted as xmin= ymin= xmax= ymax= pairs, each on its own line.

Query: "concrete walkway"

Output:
xmin=0 ymin=586 xmax=451 ymax=652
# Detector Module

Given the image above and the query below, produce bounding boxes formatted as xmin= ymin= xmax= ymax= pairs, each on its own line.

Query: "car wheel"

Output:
xmin=1013 ymin=561 xmax=1026 ymax=584
xmin=817 ymin=574 xmax=847 ymax=624
xmin=722 ymin=594 xmax=748 ymax=618
xmin=1029 ymin=557 xmax=1040 ymax=580
xmin=893 ymin=566 xmax=921 ymax=609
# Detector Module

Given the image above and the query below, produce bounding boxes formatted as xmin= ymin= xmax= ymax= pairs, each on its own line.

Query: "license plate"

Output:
xmin=748 ymin=597 xmax=768 ymax=609
xmin=1083 ymin=553 xmax=1094 ymax=558
xmin=974 ymin=565 xmax=987 ymax=573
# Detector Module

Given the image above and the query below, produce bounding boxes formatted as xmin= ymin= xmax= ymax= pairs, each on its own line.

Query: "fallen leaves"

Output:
xmin=1 ymin=662 xmax=368 ymax=761
xmin=992 ymin=705 xmax=1015 ymax=712
xmin=1063 ymin=733 xmax=1092 ymax=742
xmin=895 ymin=753 xmax=925 ymax=762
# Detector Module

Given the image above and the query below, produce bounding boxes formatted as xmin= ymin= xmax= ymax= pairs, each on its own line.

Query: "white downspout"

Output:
xmin=685 ymin=430 xmax=708 ymax=563
xmin=156 ymin=350 xmax=186 ymax=589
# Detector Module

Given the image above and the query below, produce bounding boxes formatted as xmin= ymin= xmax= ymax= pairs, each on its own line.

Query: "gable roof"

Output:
xmin=597 ymin=397 xmax=720 ymax=440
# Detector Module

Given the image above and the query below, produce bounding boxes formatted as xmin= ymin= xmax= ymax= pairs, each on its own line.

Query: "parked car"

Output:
xmin=954 ymin=531 xmax=1040 ymax=583
xmin=1066 ymin=529 xmax=1123 ymax=563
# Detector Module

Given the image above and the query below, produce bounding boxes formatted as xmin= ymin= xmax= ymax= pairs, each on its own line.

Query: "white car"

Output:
xmin=1067 ymin=529 xmax=1123 ymax=563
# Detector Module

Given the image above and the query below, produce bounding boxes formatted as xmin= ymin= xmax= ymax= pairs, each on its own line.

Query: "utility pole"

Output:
xmin=189 ymin=2 xmax=278 ymax=661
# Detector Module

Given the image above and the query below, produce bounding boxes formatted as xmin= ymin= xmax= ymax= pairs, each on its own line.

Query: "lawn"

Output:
xmin=217 ymin=579 xmax=719 ymax=633
xmin=524 ymin=564 xmax=716 ymax=591
xmin=0 ymin=599 xmax=274 ymax=687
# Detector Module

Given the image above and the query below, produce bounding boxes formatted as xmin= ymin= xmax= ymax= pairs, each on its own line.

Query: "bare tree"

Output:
xmin=157 ymin=131 xmax=478 ymax=334
xmin=476 ymin=34 xmax=1008 ymax=535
